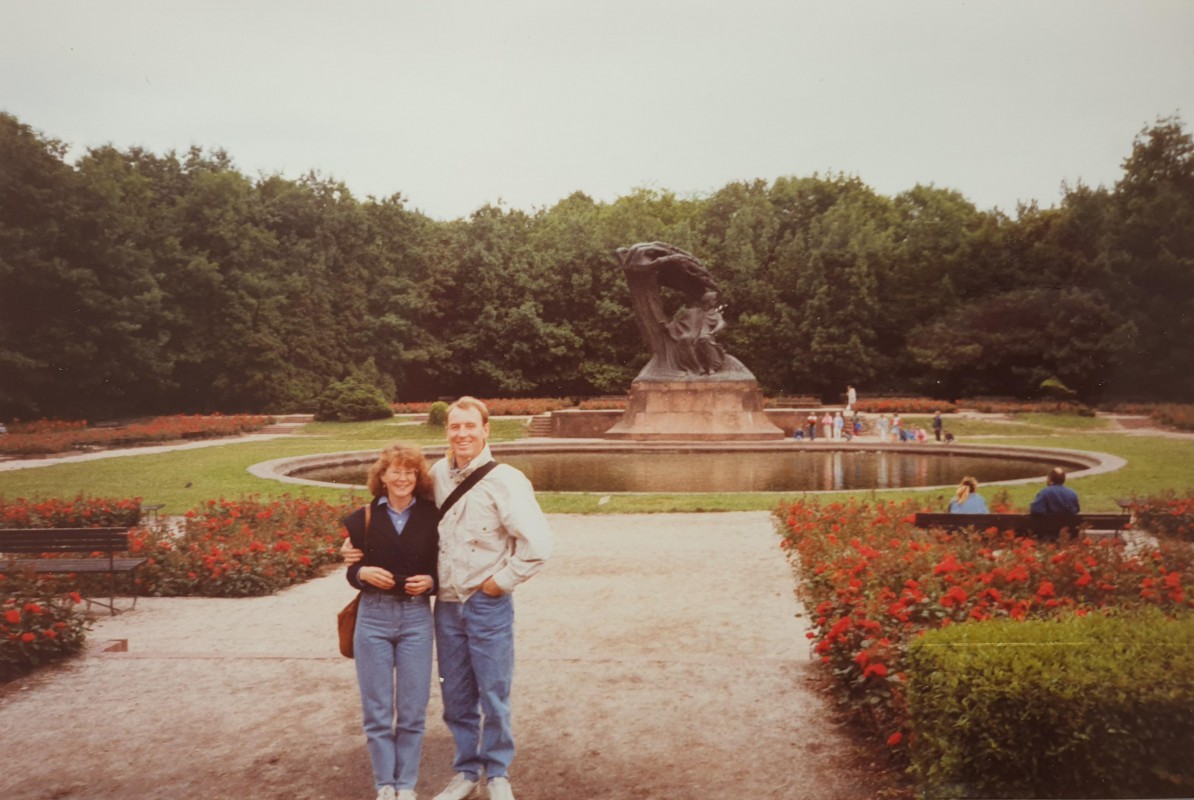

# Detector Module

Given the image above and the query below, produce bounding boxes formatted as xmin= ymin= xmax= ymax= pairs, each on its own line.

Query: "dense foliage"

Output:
xmin=772 ymin=497 xmax=1194 ymax=769
xmin=0 ymin=572 xmax=90 ymax=682
xmin=128 ymin=496 xmax=349 ymax=597
xmin=313 ymin=377 xmax=393 ymax=422
xmin=3 ymin=112 xmax=1192 ymax=418
xmin=907 ymin=611 xmax=1194 ymax=799
xmin=0 ymin=495 xmax=349 ymax=680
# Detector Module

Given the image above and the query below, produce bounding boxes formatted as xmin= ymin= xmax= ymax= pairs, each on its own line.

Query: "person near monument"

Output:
xmin=1029 ymin=467 xmax=1081 ymax=514
xmin=892 ymin=413 xmax=903 ymax=442
xmin=846 ymin=385 xmax=857 ymax=411
xmin=949 ymin=476 xmax=989 ymax=513
xmin=932 ymin=411 xmax=943 ymax=442
xmin=806 ymin=411 xmax=817 ymax=440
xmin=832 ymin=411 xmax=844 ymax=440
xmin=820 ymin=411 xmax=833 ymax=440
xmin=877 ymin=414 xmax=890 ymax=442
xmin=343 ymin=443 xmax=440 ymax=800
xmin=342 ymin=398 xmax=553 ymax=800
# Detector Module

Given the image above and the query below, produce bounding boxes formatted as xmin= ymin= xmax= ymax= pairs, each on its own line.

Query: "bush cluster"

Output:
xmin=426 ymin=401 xmax=449 ymax=428
xmin=314 ymin=379 xmax=393 ymax=422
xmin=0 ymin=572 xmax=90 ymax=682
xmin=907 ymin=611 xmax=1194 ymax=799
xmin=1132 ymin=489 xmax=1194 ymax=543
xmin=773 ymin=498 xmax=1194 ymax=760
xmin=0 ymin=415 xmax=273 ymax=456
xmin=0 ymin=495 xmax=143 ymax=528
xmin=129 ymin=496 xmax=351 ymax=597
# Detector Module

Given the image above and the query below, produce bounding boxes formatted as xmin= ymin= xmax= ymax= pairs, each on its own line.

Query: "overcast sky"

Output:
xmin=2 ymin=0 xmax=1192 ymax=221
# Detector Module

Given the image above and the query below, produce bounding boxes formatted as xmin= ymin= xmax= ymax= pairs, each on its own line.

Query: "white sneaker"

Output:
xmin=396 ymin=791 xmax=417 ymax=800
xmin=432 ymin=773 xmax=480 ymax=800
xmin=486 ymin=777 xmax=515 ymax=800
xmin=376 ymin=788 xmax=397 ymax=800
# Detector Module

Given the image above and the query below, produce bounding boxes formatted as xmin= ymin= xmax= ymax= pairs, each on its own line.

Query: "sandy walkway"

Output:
xmin=0 ymin=512 xmax=884 ymax=800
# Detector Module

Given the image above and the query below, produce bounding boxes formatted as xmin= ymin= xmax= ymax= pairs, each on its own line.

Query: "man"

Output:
xmin=1029 ymin=467 xmax=1081 ymax=514
xmin=932 ymin=411 xmax=943 ymax=442
xmin=345 ymin=397 xmax=552 ymax=800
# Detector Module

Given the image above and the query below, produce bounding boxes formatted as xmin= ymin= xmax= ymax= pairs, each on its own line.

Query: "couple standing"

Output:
xmin=341 ymin=397 xmax=554 ymax=800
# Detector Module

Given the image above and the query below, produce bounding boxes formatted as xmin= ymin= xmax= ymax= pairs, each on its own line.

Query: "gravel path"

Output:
xmin=0 ymin=512 xmax=886 ymax=800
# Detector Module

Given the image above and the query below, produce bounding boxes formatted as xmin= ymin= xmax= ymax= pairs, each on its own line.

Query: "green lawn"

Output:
xmin=1 ymin=416 xmax=1191 ymax=515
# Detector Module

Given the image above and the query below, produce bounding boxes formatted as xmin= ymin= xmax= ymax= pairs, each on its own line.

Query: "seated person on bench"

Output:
xmin=1029 ymin=467 xmax=1080 ymax=514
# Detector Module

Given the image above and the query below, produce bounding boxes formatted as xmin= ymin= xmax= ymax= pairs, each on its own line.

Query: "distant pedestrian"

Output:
xmin=877 ymin=415 xmax=890 ymax=442
xmin=806 ymin=412 xmax=817 ymax=441
xmin=892 ymin=413 xmax=902 ymax=442
xmin=833 ymin=411 xmax=844 ymax=440
xmin=932 ymin=411 xmax=943 ymax=442
xmin=820 ymin=411 xmax=833 ymax=440
xmin=846 ymin=385 xmax=857 ymax=411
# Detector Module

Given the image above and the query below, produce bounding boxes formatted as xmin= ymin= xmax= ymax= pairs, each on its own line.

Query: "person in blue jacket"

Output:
xmin=949 ymin=476 xmax=989 ymax=513
xmin=1029 ymin=467 xmax=1080 ymax=514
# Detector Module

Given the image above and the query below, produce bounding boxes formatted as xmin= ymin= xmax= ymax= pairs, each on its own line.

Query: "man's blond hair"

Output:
xmin=448 ymin=396 xmax=489 ymax=424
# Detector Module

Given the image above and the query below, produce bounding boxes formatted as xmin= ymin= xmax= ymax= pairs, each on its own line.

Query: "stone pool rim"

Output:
xmin=248 ymin=440 xmax=1126 ymax=495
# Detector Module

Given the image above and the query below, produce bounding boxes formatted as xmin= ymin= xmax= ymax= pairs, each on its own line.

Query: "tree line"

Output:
xmin=1 ymin=111 xmax=1192 ymax=419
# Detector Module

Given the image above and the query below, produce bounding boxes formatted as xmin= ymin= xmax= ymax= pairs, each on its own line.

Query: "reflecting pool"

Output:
xmin=297 ymin=450 xmax=1061 ymax=493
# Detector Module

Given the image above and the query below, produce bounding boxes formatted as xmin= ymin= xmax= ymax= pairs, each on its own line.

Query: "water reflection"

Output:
xmin=300 ymin=450 xmax=1057 ymax=493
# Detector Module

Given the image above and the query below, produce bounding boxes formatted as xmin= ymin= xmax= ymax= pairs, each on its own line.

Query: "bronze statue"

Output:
xmin=614 ymin=242 xmax=754 ymax=381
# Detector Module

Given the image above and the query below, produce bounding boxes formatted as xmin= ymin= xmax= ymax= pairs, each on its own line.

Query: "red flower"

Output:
xmin=864 ymin=662 xmax=889 ymax=678
xmin=3 ymin=609 xmax=19 ymax=624
xmin=887 ymin=731 xmax=903 ymax=746
xmin=21 ymin=632 xmax=35 ymax=642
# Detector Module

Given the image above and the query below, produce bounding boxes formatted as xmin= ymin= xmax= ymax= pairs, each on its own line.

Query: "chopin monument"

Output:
xmin=604 ymin=242 xmax=786 ymax=440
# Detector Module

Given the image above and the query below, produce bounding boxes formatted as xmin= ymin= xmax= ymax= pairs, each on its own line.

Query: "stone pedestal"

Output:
xmin=603 ymin=380 xmax=786 ymax=441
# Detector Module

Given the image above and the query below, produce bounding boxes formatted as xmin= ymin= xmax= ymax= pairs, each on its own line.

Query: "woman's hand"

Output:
xmin=341 ymin=536 xmax=364 ymax=566
xmin=405 ymin=574 xmax=434 ymax=596
xmin=357 ymin=566 xmax=396 ymax=590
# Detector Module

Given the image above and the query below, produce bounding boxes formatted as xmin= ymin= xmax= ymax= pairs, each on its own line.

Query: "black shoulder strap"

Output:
xmin=439 ymin=461 xmax=498 ymax=517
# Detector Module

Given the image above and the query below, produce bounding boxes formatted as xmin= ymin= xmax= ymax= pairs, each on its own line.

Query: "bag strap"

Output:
xmin=361 ymin=502 xmax=372 ymax=555
xmin=439 ymin=460 xmax=498 ymax=518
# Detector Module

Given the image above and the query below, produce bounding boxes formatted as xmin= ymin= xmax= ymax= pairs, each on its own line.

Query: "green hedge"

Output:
xmin=906 ymin=610 xmax=1194 ymax=799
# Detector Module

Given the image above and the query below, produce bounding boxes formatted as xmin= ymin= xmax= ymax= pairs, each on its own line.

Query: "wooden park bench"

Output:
xmin=0 ymin=527 xmax=146 ymax=614
xmin=912 ymin=512 xmax=1129 ymax=541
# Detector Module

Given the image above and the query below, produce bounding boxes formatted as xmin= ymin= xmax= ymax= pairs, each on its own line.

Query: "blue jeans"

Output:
xmin=354 ymin=593 xmax=433 ymax=791
xmin=434 ymin=592 xmax=516 ymax=781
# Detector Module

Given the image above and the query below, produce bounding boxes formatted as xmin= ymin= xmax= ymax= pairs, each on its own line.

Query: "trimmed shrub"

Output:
xmin=427 ymin=401 xmax=449 ymax=427
xmin=314 ymin=378 xmax=393 ymax=422
xmin=907 ymin=610 xmax=1194 ymax=799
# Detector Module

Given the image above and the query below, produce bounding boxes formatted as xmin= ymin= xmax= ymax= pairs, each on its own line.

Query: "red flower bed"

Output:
xmin=129 ymin=496 xmax=351 ymax=597
xmin=0 ymin=495 xmax=143 ymax=528
xmin=854 ymin=398 xmax=958 ymax=414
xmin=393 ymin=398 xmax=573 ymax=416
xmin=1132 ymin=490 xmax=1194 ymax=543
xmin=0 ymin=414 xmax=273 ymax=456
xmin=1099 ymin=403 xmax=1194 ymax=431
xmin=0 ymin=572 xmax=89 ymax=681
xmin=774 ymin=498 xmax=1194 ymax=756
xmin=955 ymin=399 xmax=1092 ymax=415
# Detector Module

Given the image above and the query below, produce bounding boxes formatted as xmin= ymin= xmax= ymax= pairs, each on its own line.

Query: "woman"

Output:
xmin=949 ymin=476 xmax=989 ymax=514
xmin=343 ymin=443 xmax=439 ymax=800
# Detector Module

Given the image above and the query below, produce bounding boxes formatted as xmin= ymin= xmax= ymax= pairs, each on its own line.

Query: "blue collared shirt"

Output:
xmin=377 ymin=495 xmax=417 ymax=535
